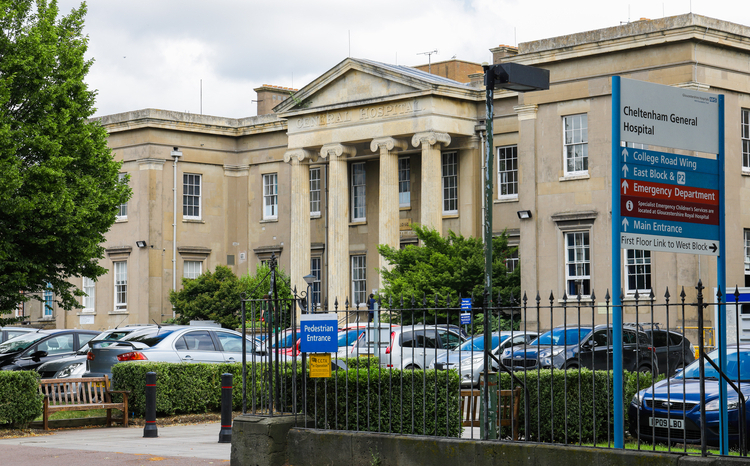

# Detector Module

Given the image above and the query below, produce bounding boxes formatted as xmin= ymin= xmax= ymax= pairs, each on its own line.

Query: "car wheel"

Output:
xmin=564 ymin=362 xmax=579 ymax=370
xmin=404 ymin=364 xmax=418 ymax=370
xmin=638 ymin=365 xmax=655 ymax=377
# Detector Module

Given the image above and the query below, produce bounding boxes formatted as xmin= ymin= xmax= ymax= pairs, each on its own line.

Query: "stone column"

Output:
xmin=514 ymin=104 xmax=539 ymax=306
xmin=371 ymin=137 xmax=407 ymax=289
xmin=320 ymin=143 xmax=356 ymax=313
xmin=283 ymin=149 xmax=313 ymax=315
xmin=412 ymin=131 xmax=451 ymax=235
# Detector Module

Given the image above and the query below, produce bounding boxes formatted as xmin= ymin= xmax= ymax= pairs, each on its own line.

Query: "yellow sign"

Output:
xmin=309 ymin=353 xmax=332 ymax=378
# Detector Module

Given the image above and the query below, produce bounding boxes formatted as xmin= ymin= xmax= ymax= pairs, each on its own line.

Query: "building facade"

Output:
xmin=15 ymin=14 xmax=750 ymax=336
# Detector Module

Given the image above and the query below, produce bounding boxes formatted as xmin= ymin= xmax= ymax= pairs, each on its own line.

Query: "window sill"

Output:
xmin=40 ymin=317 xmax=55 ymax=321
xmin=109 ymin=310 xmax=129 ymax=315
xmin=183 ymin=218 xmax=204 ymax=224
xmin=622 ymin=293 xmax=654 ymax=302
xmin=349 ymin=220 xmax=367 ymax=226
xmin=310 ymin=213 xmax=321 ymax=219
xmin=115 ymin=217 xmax=128 ymax=223
xmin=442 ymin=213 xmax=459 ymax=219
xmin=260 ymin=218 xmax=278 ymax=224
xmin=78 ymin=310 xmax=96 ymax=315
xmin=557 ymin=296 xmax=594 ymax=304
xmin=559 ymin=173 xmax=590 ymax=182
xmin=494 ymin=197 xmax=519 ymax=204
xmin=742 ymin=169 xmax=750 ymax=177
xmin=400 ymin=206 xmax=411 ymax=211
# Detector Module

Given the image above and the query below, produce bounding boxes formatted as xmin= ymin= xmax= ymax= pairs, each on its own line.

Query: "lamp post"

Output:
xmin=303 ymin=273 xmax=316 ymax=314
xmin=481 ymin=62 xmax=549 ymax=440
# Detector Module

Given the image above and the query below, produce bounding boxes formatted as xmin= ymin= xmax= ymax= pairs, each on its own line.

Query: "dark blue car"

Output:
xmin=629 ymin=345 xmax=750 ymax=445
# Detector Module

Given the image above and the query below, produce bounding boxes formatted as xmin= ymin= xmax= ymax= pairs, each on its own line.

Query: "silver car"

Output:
xmin=84 ymin=325 xmax=263 ymax=379
xmin=377 ymin=324 xmax=466 ymax=370
xmin=429 ymin=331 xmax=538 ymax=386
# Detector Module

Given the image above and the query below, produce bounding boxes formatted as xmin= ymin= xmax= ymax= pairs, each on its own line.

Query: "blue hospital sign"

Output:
xmin=299 ymin=314 xmax=338 ymax=353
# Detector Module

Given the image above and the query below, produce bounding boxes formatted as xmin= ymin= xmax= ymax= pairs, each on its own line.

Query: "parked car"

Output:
xmin=378 ymin=324 xmax=467 ymax=370
xmin=629 ymin=345 xmax=750 ymax=446
xmin=347 ymin=323 xmax=401 ymax=358
xmin=85 ymin=325 xmax=265 ymax=379
xmin=429 ymin=331 xmax=539 ymax=386
xmin=0 ymin=329 xmax=100 ymax=372
xmin=37 ymin=326 xmax=154 ymax=379
xmin=0 ymin=326 xmax=36 ymax=343
xmin=500 ymin=325 xmax=659 ymax=375
xmin=639 ymin=325 xmax=696 ymax=376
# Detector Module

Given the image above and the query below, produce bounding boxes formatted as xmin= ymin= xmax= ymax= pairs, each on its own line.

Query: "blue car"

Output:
xmin=629 ymin=345 xmax=750 ymax=446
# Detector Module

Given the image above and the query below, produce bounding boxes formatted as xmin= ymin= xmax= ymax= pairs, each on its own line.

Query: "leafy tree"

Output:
xmin=377 ymin=225 xmax=520 ymax=333
xmin=170 ymin=265 xmax=241 ymax=328
xmin=0 ymin=1 xmax=130 ymax=314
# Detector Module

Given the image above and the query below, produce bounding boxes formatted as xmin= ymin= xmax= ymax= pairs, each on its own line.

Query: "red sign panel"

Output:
xmin=620 ymin=179 xmax=718 ymax=206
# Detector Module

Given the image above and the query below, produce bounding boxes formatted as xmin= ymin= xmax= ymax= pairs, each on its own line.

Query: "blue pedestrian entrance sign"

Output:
xmin=300 ymin=313 xmax=338 ymax=353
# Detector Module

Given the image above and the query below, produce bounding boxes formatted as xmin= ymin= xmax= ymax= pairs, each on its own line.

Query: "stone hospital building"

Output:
xmin=14 ymin=14 xmax=750 ymax=339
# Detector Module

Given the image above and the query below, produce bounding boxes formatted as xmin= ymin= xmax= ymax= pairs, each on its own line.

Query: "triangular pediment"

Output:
xmin=274 ymin=58 xmax=473 ymax=114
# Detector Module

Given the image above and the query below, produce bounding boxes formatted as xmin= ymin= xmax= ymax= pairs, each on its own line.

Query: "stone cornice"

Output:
xmin=177 ymin=246 xmax=212 ymax=256
xmin=105 ymin=246 xmax=132 ymax=257
xmin=319 ymin=143 xmax=356 ymax=159
xmin=223 ymin=164 xmax=250 ymax=176
xmin=411 ymin=131 xmax=451 ymax=149
xmin=513 ymin=104 xmax=539 ymax=121
xmin=370 ymin=137 xmax=408 ymax=153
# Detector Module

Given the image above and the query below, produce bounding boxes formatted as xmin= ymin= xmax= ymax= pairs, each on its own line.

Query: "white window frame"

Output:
xmin=442 ymin=151 xmax=458 ymax=214
xmin=82 ymin=277 xmax=95 ymax=313
xmin=742 ymin=108 xmax=750 ymax=171
xmin=351 ymin=162 xmax=366 ymax=222
xmin=398 ymin=157 xmax=411 ymax=207
xmin=624 ymin=249 xmax=652 ymax=295
xmin=43 ymin=283 xmax=54 ymax=318
xmin=311 ymin=257 xmax=321 ymax=307
xmin=565 ymin=231 xmax=590 ymax=297
xmin=116 ymin=173 xmax=128 ymax=219
xmin=506 ymin=249 xmax=519 ymax=274
xmin=497 ymin=145 xmax=518 ymax=199
xmin=184 ymin=261 xmax=202 ymax=279
xmin=263 ymin=173 xmax=278 ymax=220
xmin=114 ymin=261 xmax=128 ymax=311
xmin=563 ymin=114 xmax=588 ymax=176
xmin=351 ymin=255 xmax=367 ymax=306
xmin=310 ymin=167 xmax=321 ymax=217
xmin=183 ymin=173 xmax=202 ymax=220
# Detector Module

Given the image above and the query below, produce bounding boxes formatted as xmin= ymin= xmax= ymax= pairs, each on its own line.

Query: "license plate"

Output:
xmin=648 ymin=417 xmax=684 ymax=429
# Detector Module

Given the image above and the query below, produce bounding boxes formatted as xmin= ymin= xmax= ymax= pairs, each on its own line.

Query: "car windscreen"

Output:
xmin=530 ymin=328 xmax=591 ymax=346
xmin=0 ymin=332 xmax=49 ymax=353
xmin=679 ymin=348 xmax=750 ymax=381
xmin=121 ymin=328 xmax=177 ymax=347
xmin=457 ymin=335 xmax=504 ymax=352
xmin=338 ymin=329 xmax=361 ymax=347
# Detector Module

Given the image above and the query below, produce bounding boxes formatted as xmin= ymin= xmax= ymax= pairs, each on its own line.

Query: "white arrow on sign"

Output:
xmin=622 ymin=218 xmax=629 ymax=232
xmin=621 ymin=179 xmax=629 ymax=194
xmin=622 ymin=148 xmax=629 ymax=162
xmin=622 ymin=164 xmax=629 ymax=177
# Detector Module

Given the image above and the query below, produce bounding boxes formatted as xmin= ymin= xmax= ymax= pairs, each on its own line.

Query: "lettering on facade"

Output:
xmin=296 ymin=111 xmax=352 ymax=129
xmin=399 ymin=218 xmax=412 ymax=231
xmin=359 ymin=101 xmax=421 ymax=121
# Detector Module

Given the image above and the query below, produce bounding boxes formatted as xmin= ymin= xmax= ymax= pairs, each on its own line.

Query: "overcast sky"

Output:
xmin=55 ymin=0 xmax=748 ymax=119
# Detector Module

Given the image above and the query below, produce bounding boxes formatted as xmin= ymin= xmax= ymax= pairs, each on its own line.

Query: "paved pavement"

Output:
xmin=0 ymin=422 xmax=230 ymax=465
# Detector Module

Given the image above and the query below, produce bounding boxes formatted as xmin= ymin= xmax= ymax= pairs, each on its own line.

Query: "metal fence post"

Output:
xmin=143 ymin=371 xmax=158 ymax=438
xmin=219 ymin=373 xmax=233 ymax=443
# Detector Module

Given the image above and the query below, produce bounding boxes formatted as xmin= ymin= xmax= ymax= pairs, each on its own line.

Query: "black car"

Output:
xmin=639 ymin=325 xmax=695 ymax=376
xmin=0 ymin=329 xmax=100 ymax=372
xmin=500 ymin=325 xmax=660 ymax=376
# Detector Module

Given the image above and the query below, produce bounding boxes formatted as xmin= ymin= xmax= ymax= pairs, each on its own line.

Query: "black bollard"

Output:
xmin=143 ymin=371 xmax=158 ymax=438
xmin=218 ymin=373 xmax=233 ymax=443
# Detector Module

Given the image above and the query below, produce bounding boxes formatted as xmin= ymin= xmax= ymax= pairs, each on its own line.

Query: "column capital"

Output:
xmin=283 ymin=148 xmax=315 ymax=164
xmin=411 ymin=131 xmax=451 ymax=149
xmin=370 ymin=137 xmax=408 ymax=153
xmin=514 ymin=104 xmax=539 ymax=121
xmin=319 ymin=143 xmax=356 ymax=159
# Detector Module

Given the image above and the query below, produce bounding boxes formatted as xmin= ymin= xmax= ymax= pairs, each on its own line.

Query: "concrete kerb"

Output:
xmin=286 ymin=428 xmax=749 ymax=466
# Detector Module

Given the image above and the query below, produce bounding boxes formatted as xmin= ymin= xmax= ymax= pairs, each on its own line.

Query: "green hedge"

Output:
xmin=0 ymin=371 xmax=44 ymax=427
xmin=495 ymin=369 xmax=662 ymax=443
xmin=111 ymin=360 xmax=461 ymax=437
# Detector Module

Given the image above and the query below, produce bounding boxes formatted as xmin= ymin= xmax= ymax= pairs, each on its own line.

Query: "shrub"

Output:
xmin=496 ymin=369 xmax=662 ymax=443
xmin=0 ymin=371 xmax=44 ymax=427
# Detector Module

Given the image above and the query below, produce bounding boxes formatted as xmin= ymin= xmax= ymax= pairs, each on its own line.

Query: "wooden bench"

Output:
xmin=39 ymin=376 xmax=129 ymax=430
xmin=460 ymin=387 xmax=521 ymax=440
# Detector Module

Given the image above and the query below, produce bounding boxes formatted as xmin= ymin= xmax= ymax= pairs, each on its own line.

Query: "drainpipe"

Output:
xmin=171 ymin=148 xmax=182 ymax=319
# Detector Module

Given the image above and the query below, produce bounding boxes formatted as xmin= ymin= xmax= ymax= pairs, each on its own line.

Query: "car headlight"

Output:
xmin=551 ymin=347 xmax=565 ymax=356
xmin=705 ymin=398 xmax=740 ymax=411
xmin=632 ymin=391 xmax=644 ymax=407
xmin=56 ymin=362 xmax=83 ymax=378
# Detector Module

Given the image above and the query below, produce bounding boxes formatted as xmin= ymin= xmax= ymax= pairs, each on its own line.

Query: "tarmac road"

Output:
xmin=0 ymin=422 xmax=230 ymax=466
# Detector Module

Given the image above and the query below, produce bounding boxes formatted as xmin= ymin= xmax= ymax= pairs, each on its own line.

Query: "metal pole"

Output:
xmin=697 ymin=280 xmax=707 ymax=457
xmin=717 ymin=94 xmax=728 ymax=455
xmin=482 ymin=64 xmax=494 ymax=441
xmin=241 ymin=297 xmax=247 ymax=414
xmin=143 ymin=372 xmax=158 ymax=438
xmin=219 ymin=373 xmax=233 ymax=443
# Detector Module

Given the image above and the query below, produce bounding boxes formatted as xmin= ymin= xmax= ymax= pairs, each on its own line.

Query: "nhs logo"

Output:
xmin=709 ymin=97 xmax=718 ymax=103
